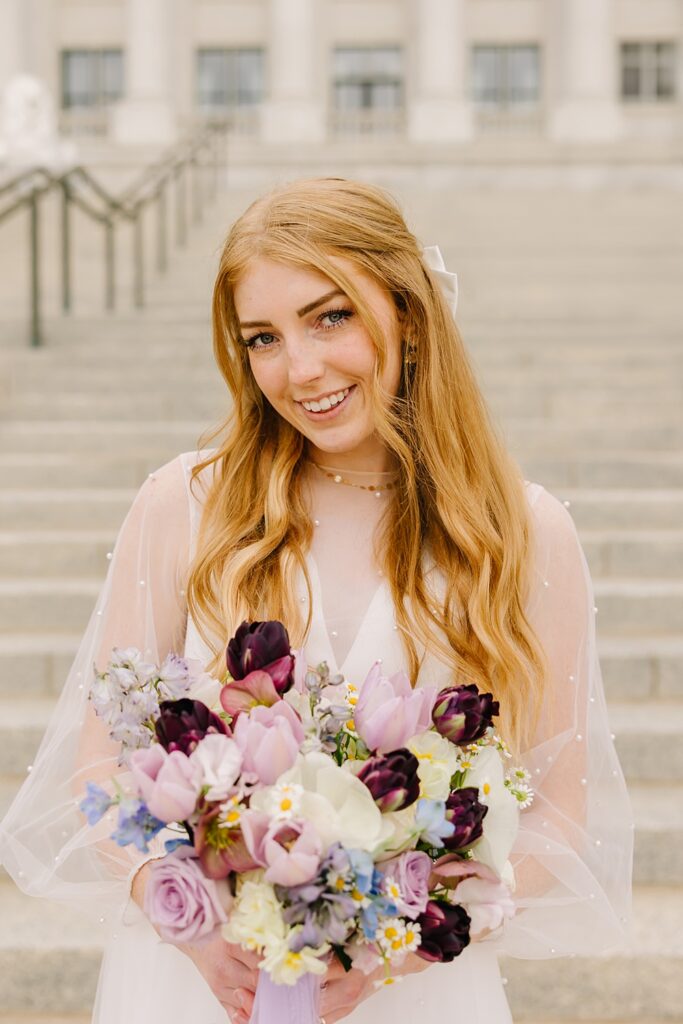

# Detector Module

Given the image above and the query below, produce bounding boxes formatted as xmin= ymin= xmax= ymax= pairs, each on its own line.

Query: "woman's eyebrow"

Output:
xmin=238 ymin=289 xmax=346 ymax=329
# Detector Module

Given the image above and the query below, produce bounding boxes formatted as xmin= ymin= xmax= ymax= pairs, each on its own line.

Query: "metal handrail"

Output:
xmin=0 ymin=122 xmax=228 ymax=346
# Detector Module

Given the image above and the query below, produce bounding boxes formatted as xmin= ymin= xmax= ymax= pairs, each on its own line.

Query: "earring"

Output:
xmin=404 ymin=339 xmax=417 ymax=366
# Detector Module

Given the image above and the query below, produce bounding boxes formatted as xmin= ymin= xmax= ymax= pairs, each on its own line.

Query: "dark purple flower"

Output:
xmin=155 ymin=699 xmax=229 ymax=755
xmin=356 ymin=748 xmax=421 ymax=812
xmin=416 ymin=899 xmax=471 ymax=962
xmin=443 ymin=787 xmax=489 ymax=851
xmin=431 ymin=684 xmax=499 ymax=745
xmin=226 ymin=620 xmax=295 ymax=694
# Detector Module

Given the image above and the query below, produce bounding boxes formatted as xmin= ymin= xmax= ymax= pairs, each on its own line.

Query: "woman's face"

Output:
xmin=233 ymin=257 xmax=403 ymax=470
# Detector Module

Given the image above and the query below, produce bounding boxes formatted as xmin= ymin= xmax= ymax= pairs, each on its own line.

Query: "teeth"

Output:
xmin=302 ymin=388 xmax=349 ymax=413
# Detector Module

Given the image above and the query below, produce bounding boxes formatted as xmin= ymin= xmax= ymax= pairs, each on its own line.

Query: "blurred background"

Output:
xmin=0 ymin=1 xmax=682 ymax=1023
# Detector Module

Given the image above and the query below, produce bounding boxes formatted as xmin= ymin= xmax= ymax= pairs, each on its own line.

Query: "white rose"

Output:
xmin=250 ymin=751 xmax=392 ymax=853
xmin=407 ymin=731 xmax=460 ymax=801
xmin=190 ymin=733 xmax=243 ymax=801
xmin=466 ymin=747 xmax=520 ymax=876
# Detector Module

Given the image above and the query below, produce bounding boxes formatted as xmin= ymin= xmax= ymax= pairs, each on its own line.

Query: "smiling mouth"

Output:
xmin=298 ymin=387 xmax=352 ymax=413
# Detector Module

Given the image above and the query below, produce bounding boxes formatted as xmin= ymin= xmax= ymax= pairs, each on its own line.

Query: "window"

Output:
xmin=196 ymin=49 xmax=264 ymax=109
xmin=61 ymin=50 xmax=123 ymax=109
xmin=620 ymin=42 xmax=677 ymax=101
xmin=471 ymin=45 xmax=540 ymax=109
xmin=333 ymin=47 xmax=403 ymax=113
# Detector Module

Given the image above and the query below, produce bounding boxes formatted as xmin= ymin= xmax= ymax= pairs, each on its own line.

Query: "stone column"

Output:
xmin=0 ymin=0 xmax=27 ymax=94
xmin=111 ymin=0 xmax=176 ymax=145
xmin=549 ymin=0 xmax=622 ymax=141
xmin=408 ymin=0 xmax=472 ymax=143
xmin=261 ymin=0 xmax=325 ymax=143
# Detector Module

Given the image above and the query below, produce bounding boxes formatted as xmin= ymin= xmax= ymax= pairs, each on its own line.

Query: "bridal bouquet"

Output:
xmin=81 ymin=620 xmax=532 ymax=1022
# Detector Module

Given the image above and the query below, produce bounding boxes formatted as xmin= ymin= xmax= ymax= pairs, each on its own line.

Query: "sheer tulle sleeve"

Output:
xmin=497 ymin=485 xmax=634 ymax=958
xmin=0 ymin=451 xmax=203 ymax=920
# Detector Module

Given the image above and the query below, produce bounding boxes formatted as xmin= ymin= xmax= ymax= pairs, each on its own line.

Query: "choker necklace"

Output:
xmin=310 ymin=460 xmax=399 ymax=498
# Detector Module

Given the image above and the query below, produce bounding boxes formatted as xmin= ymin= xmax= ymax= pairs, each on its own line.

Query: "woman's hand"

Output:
xmin=131 ymin=858 xmax=258 ymax=1022
xmin=320 ymin=951 xmax=430 ymax=1023
xmin=177 ymin=930 xmax=259 ymax=1023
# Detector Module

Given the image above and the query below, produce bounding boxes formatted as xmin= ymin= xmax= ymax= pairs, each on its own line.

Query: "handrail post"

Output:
xmin=175 ymin=164 xmax=187 ymax=247
xmin=104 ymin=219 xmax=115 ymax=311
xmin=29 ymin=188 xmax=41 ymax=348
xmin=191 ymin=156 xmax=202 ymax=225
xmin=61 ymin=179 xmax=72 ymax=313
xmin=156 ymin=182 xmax=167 ymax=273
xmin=133 ymin=206 xmax=144 ymax=308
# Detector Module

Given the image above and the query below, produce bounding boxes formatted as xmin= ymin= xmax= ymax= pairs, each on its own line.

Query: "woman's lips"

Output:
xmin=297 ymin=385 xmax=356 ymax=422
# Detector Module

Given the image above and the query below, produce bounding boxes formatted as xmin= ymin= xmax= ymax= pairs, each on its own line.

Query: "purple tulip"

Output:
xmin=155 ymin=699 xmax=229 ymax=755
xmin=443 ymin=787 xmax=489 ymax=851
xmin=226 ymin=620 xmax=295 ymax=694
xmin=416 ymin=899 xmax=471 ymax=962
xmin=129 ymin=745 xmax=201 ymax=824
xmin=431 ymin=684 xmax=499 ymax=745
xmin=356 ymin=748 xmax=420 ymax=812
xmin=240 ymin=810 xmax=322 ymax=886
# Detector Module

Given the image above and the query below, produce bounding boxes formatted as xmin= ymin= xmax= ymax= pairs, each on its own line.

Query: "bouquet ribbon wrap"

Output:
xmin=249 ymin=971 xmax=322 ymax=1024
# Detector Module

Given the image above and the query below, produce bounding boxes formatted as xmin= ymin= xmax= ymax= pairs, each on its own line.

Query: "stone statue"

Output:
xmin=0 ymin=74 xmax=77 ymax=170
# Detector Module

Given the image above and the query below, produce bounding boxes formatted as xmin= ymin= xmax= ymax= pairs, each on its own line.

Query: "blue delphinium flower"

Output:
xmin=347 ymin=848 xmax=375 ymax=894
xmin=112 ymin=797 xmax=164 ymax=853
xmin=415 ymin=798 xmax=456 ymax=847
xmin=79 ymin=782 xmax=113 ymax=826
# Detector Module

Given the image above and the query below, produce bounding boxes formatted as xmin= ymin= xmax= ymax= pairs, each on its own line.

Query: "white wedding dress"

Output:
xmin=0 ymin=449 xmax=633 ymax=1023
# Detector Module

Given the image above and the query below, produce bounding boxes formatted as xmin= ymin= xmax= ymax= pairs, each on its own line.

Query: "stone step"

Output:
xmin=0 ymin=697 xmax=680 ymax=786
xmin=559 ymin=490 xmax=683 ymax=530
xmin=3 ymin=485 xmax=683 ymax=535
xmin=0 ymin=580 xmax=99 ymax=633
xmin=0 ymin=880 xmax=680 ymax=1019
xmin=1 ymin=451 xmax=683 ymax=492
xmin=0 ymin=631 xmax=680 ymax=703
xmin=2 ymin=525 xmax=682 ymax=581
xmin=2 ymin=419 xmax=683 ymax=455
xmin=7 ymin=387 xmax=681 ymax=424
xmin=0 ymin=573 xmax=678 ymax=636
xmin=0 ymin=531 xmax=113 ymax=577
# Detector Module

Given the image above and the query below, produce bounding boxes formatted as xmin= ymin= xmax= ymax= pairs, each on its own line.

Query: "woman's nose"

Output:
xmin=286 ymin=337 xmax=324 ymax=388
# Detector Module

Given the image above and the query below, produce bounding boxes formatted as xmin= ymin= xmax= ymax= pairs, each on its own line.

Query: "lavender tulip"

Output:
xmin=232 ymin=702 xmax=304 ymax=785
xmin=443 ymin=787 xmax=488 ymax=851
xmin=354 ymin=662 xmax=437 ymax=754
xmin=431 ymin=684 xmax=499 ymax=745
xmin=356 ymin=748 xmax=420 ymax=812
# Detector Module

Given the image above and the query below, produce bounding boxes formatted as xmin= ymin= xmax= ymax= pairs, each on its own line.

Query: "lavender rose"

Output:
xmin=416 ymin=899 xmax=471 ymax=963
xmin=382 ymin=850 xmax=432 ymax=919
xmin=144 ymin=847 xmax=231 ymax=944
xmin=431 ymin=684 xmax=499 ymax=745
xmin=443 ymin=787 xmax=489 ymax=851
xmin=155 ymin=699 xmax=229 ymax=755
xmin=226 ymin=620 xmax=295 ymax=694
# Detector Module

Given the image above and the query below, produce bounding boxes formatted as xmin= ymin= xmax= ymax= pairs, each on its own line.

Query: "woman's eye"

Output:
xmin=244 ymin=332 xmax=277 ymax=350
xmin=319 ymin=309 xmax=353 ymax=330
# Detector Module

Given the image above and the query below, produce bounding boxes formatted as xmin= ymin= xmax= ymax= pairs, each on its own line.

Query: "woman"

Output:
xmin=0 ymin=178 xmax=633 ymax=1023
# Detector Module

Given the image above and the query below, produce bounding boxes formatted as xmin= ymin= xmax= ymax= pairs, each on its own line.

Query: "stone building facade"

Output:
xmin=1 ymin=0 xmax=682 ymax=157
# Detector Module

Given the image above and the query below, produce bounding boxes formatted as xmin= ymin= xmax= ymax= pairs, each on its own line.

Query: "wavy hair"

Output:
xmin=187 ymin=177 xmax=548 ymax=752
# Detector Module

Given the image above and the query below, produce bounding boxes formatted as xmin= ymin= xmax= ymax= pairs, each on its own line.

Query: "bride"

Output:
xmin=0 ymin=177 xmax=632 ymax=1023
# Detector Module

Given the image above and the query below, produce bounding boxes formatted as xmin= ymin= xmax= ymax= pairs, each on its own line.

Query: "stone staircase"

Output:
xmin=0 ymin=182 xmax=682 ymax=1023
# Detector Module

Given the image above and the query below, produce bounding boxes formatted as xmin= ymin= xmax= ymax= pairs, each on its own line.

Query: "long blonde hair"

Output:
xmin=188 ymin=177 xmax=547 ymax=751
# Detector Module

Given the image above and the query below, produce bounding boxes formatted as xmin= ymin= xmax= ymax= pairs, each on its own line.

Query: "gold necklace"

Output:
xmin=310 ymin=460 xmax=399 ymax=496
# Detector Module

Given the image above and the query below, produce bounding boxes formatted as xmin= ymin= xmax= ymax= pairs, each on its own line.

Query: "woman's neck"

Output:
xmin=306 ymin=442 xmax=398 ymax=476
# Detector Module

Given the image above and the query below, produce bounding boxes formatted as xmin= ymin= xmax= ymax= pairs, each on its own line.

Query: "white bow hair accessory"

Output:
xmin=422 ymin=245 xmax=459 ymax=318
